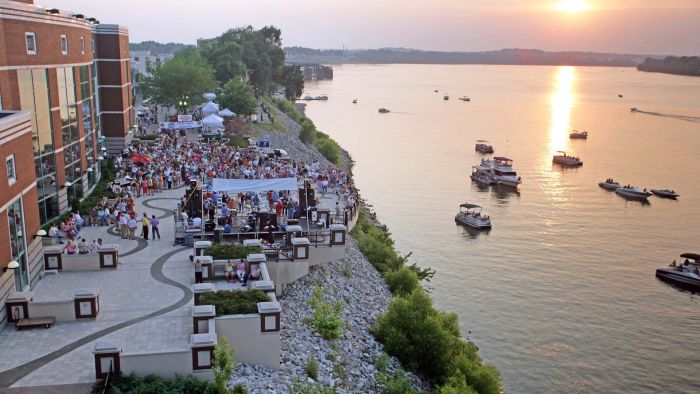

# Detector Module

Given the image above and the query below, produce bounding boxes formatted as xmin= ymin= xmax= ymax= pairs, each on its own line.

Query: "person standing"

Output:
xmin=119 ymin=213 xmax=128 ymax=239
xmin=127 ymin=214 xmax=138 ymax=240
xmin=151 ymin=214 xmax=161 ymax=240
xmin=141 ymin=213 xmax=150 ymax=240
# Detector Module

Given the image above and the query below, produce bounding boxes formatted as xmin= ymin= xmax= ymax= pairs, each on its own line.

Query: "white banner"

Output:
xmin=177 ymin=114 xmax=193 ymax=122
xmin=159 ymin=121 xmax=202 ymax=130
xmin=212 ymin=177 xmax=298 ymax=193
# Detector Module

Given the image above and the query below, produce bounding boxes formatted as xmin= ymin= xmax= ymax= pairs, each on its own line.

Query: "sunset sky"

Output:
xmin=58 ymin=0 xmax=700 ymax=55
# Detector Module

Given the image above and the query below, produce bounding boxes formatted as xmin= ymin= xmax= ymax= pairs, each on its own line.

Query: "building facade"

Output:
xmin=0 ymin=0 xmax=133 ymax=322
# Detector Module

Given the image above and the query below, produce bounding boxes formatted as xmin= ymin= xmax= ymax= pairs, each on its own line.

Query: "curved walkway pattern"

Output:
xmin=0 ymin=246 xmax=190 ymax=388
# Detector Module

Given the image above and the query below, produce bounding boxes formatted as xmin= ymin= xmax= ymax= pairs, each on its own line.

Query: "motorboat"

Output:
xmin=444 ymin=94 xmax=449 ymax=100
xmin=483 ymin=157 xmax=522 ymax=187
xmin=656 ymin=253 xmax=700 ymax=290
xmin=553 ymin=151 xmax=583 ymax=166
xmin=598 ymin=179 xmax=621 ymax=190
xmin=615 ymin=185 xmax=652 ymax=201
xmin=434 ymin=89 xmax=439 ymax=93
xmin=303 ymin=95 xmax=314 ymax=101
xmin=475 ymin=140 xmax=494 ymax=154
xmin=618 ymin=94 xmax=623 ymax=98
xmin=459 ymin=96 xmax=471 ymax=102
xmin=352 ymin=99 xmax=357 ymax=104
xmin=378 ymin=108 xmax=390 ymax=114
xmin=651 ymin=188 xmax=679 ymax=199
xmin=569 ymin=130 xmax=588 ymax=139
xmin=470 ymin=165 xmax=495 ymax=185
xmin=455 ymin=203 xmax=492 ymax=230
xmin=630 ymin=107 xmax=638 ymax=112
xmin=316 ymin=94 xmax=329 ymax=101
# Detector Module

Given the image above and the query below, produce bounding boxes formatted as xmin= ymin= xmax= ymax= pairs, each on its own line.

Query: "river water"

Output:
xmin=302 ymin=64 xmax=700 ymax=393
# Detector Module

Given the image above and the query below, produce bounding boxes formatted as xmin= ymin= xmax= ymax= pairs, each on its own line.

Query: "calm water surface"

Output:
xmin=303 ymin=64 xmax=700 ymax=393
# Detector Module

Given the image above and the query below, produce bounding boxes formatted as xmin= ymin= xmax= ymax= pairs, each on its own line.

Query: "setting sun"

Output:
xmin=555 ymin=0 xmax=591 ymax=13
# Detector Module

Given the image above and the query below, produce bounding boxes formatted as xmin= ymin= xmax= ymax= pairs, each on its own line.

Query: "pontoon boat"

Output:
xmin=455 ymin=203 xmax=492 ymax=230
xmin=378 ymin=108 xmax=390 ymax=114
xmin=475 ymin=140 xmax=494 ymax=154
xmin=598 ymin=179 xmax=621 ymax=190
xmin=651 ymin=189 xmax=679 ymax=199
xmin=553 ymin=151 xmax=583 ymax=166
xmin=569 ymin=130 xmax=588 ymax=139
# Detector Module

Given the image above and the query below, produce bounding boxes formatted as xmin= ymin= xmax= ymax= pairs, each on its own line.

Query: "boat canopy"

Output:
xmin=493 ymin=156 xmax=512 ymax=161
xmin=680 ymin=253 xmax=700 ymax=260
xmin=460 ymin=203 xmax=481 ymax=209
xmin=476 ymin=139 xmax=489 ymax=143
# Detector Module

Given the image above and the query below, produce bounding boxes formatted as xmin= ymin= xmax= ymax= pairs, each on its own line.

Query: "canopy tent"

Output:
xmin=202 ymin=113 xmax=224 ymax=128
xmin=218 ymin=108 xmax=236 ymax=117
xmin=135 ymin=105 xmax=149 ymax=112
xmin=203 ymin=92 xmax=216 ymax=102
xmin=202 ymin=102 xmax=219 ymax=115
xmin=212 ymin=177 xmax=298 ymax=193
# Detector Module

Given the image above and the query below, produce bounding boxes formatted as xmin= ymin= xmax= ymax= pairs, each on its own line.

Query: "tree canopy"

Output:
xmin=198 ymin=26 xmax=302 ymax=96
xmin=638 ymin=56 xmax=700 ymax=77
xmin=279 ymin=65 xmax=305 ymax=100
xmin=219 ymin=79 xmax=257 ymax=116
xmin=140 ymin=47 xmax=216 ymax=109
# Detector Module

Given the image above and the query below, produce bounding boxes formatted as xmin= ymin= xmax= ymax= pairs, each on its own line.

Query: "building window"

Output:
xmin=81 ymin=36 xmax=85 ymax=54
xmin=60 ymin=35 xmax=68 ymax=54
xmin=25 ymin=33 xmax=37 ymax=55
xmin=91 ymin=38 xmax=95 ymax=54
xmin=7 ymin=155 xmax=17 ymax=185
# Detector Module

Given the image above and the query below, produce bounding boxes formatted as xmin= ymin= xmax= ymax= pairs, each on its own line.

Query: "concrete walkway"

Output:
xmin=0 ymin=187 xmax=195 ymax=388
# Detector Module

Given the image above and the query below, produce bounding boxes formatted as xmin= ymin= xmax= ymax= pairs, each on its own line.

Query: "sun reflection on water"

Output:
xmin=549 ymin=66 xmax=576 ymax=154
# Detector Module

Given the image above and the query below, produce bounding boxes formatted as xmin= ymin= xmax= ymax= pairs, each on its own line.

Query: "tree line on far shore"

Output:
xmin=637 ymin=56 xmax=700 ymax=77
xmin=139 ymin=26 xmax=305 ymax=117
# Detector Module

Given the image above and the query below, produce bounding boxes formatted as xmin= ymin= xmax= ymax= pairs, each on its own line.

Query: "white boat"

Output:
xmin=569 ymin=130 xmax=588 ymax=139
xmin=598 ymin=179 xmax=621 ymax=190
xmin=470 ymin=165 xmax=495 ymax=185
xmin=303 ymin=95 xmax=314 ymax=101
xmin=651 ymin=188 xmax=679 ymax=199
xmin=455 ymin=203 xmax=492 ymax=230
xmin=378 ymin=108 xmax=390 ymax=114
xmin=475 ymin=140 xmax=494 ymax=154
xmin=459 ymin=96 xmax=471 ymax=102
xmin=444 ymin=94 xmax=449 ymax=100
xmin=615 ymin=185 xmax=652 ymax=201
xmin=482 ymin=157 xmax=522 ymax=187
xmin=553 ymin=151 xmax=583 ymax=166
xmin=656 ymin=253 xmax=700 ymax=290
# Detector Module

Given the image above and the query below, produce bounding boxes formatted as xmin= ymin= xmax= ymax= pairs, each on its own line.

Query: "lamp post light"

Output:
xmin=3 ymin=260 xmax=19 ymax=273
xmin=34 ymin=229 xmax=47 ymax=239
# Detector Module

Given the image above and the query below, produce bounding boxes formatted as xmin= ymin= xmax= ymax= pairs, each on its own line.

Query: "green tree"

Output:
xmin=212 ymin=337 xmax=236 ymax=393
xmin=141 ymin=47 xmax=216 ymax=110
xmin=199 ymin=36 xmax=247 ymax=84
xmin=299 ymin=118 xmax=316 ymax=144
xmin=279 ymin=65 xmax=305 ymax=100
xmin=219 ymin=79 xmax=257 ymax=116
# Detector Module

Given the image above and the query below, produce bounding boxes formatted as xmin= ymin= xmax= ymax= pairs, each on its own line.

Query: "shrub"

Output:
xmin=379 ymin=371 xmax=421 ymax=394
xmin=93 ymin=371 xmax=213 ymax=394
xmin=384 ymin=267 xmax=420 ymax=296
xmin=271 ymin=97 xmax=303 ymax=123
xmin=199 ymin=289 xmax=271 ymax=316
xmin=289 ymin=379 xmax=339 ymax=394
xmin=304 ymin=357 xmax=319 ymax=380
xmin=316 ymin=138 xmax=340 ymax=164
xmin=299 ymin=118 xmax=316 ymax=144
xmin=203 ymin=244 xmax=262 ymax=260
xmin=212 ymin=337 xmax=236 ymax=394
xmin=304 ymin=285 xmax=348 ymax=340
xmin=231 ymin=384 xmax=249 ymax=394
xmin=227 ymin=136 xmax=250 ymax=148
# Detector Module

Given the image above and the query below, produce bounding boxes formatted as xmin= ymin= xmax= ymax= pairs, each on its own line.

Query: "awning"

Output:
xmin=203 ymin=92 xmax=216 ymax=102
xmin=212 ymin=177 xmax=298 ymax=193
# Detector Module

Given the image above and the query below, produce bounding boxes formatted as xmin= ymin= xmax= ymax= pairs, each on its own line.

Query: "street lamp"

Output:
xmin=34 ymin=229 xmax=47 ymax=239
xmin=3 ymin=260 xmax=19 ymax=273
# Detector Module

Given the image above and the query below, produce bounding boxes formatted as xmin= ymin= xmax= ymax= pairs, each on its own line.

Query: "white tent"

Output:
xmin=212 ymin=177 xmax=298 ymax=193
xmin=202 ymin=113 xmax=224 ymax=128
xmin=218 ymin=108 xmax=236 ymax=117
xmin=202 ymin=102 xmax=219 ymax=115
xmin=203 ymin=92 xmax=216 ymax=102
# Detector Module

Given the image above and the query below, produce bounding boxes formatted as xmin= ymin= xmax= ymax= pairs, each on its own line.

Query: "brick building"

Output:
xmin=0 ymin=0 xmax=133 ymax=316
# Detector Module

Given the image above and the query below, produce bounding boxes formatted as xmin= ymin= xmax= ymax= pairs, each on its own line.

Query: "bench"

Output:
xmin=16 ymin=316 xmax=56 ymax=330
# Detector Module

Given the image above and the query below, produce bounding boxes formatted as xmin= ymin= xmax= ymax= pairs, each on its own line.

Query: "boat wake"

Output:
xmin=633 ymin=109 xmax=700 ymax=123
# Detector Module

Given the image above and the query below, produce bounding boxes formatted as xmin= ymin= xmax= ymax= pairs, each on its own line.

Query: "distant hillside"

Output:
xmin=130 ymin=41 xmax=192 ymax=54
xmin=284 ymin=47 xmax=658 ymax=67
xmin=637 ymin=56 xmax=700 ymax=76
